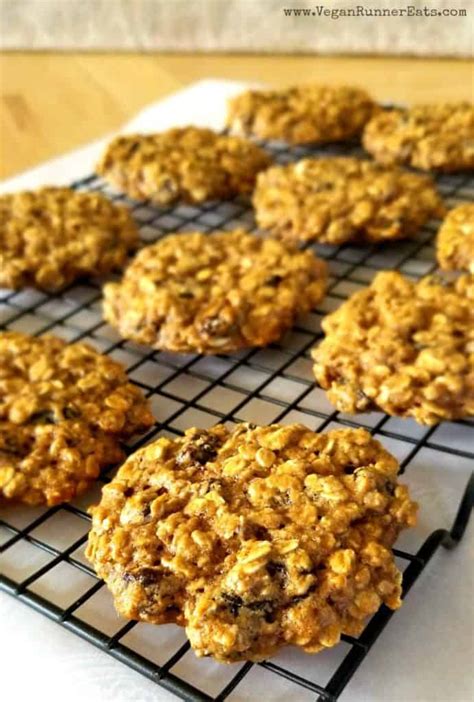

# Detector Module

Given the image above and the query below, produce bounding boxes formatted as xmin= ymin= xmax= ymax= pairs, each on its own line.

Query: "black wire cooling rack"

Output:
xmin=1 ymin=135 xmax=473 ymax=702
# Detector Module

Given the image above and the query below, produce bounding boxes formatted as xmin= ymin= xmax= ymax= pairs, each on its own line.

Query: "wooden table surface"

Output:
xmin=1 ymin=52 xmax=473 ymax=180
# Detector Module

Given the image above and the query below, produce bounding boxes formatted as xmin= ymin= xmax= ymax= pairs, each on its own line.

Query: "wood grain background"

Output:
xmin=1 ymin=53 xmax=473 ymax=179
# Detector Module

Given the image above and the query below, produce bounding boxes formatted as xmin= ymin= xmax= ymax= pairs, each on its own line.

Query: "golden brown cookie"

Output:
xmin=253 ymin=157 xmax=444 ymax=245
xmin=0 ymin=332 xmax=154 ymax=506
xmin=96 ymin=127 xmax=272 ymax=205
xmin=436 ymin=204 xmax=474 ymax=273
xmin=312 ymin=272 xmax=474 ymax=425
xmin=227 ymin=84 xmax=376 ymax=145
xmin=363 ymin=103 xmax=474 ymax=172
xmin=86 ymin=422 xmax=417 ymax=663
xmin=102 ymin=229 xmax=327 ymax=354
xmin=0 ymin=186 xmax=138 ymax=291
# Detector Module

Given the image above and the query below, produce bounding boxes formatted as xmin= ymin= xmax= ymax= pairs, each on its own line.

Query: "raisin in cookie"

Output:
xmin=363 ymin=103 xmax=474 ymax=172
xmin=436 ymin=204 xmax=474 ymax=273
xmin=0 ymin=186 xmax=138 ymax=291
xmin=96 ymin=127 xmax=271 ymax=205
xmin=227 ymin=84 xmax=376 ymax=145
xmin=253 ymin=157 xmax=444 ymax=245
xmin=102 ymin=229 xmax=327 ymax=354
xmin=312 ymin=272 xmax=474 ymax=425
xmin=86 ymin=422 xmax=417 ymax=663
xmin=0 ymin=332 xmax=154 ymax=505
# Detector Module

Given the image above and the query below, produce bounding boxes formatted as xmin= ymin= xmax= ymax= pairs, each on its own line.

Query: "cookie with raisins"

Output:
xmin=86 ymin=422 xmax=417 ymax=663
xmin=0 ymin=332 xmax=153 ymax=505
xmin=102 ymin=229 xmax=327 ymax=354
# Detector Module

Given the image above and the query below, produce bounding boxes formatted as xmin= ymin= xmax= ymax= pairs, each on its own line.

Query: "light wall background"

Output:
xmin=1 ymin=0 xmax=473 ymax=57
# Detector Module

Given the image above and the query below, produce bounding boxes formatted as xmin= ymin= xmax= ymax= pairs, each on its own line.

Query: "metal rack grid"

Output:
xmin=1 ymin=135 xmax=473 ymax=702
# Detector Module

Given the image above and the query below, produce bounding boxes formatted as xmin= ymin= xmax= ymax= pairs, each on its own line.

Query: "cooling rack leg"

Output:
xmin=318 ymin=471 xmax=474 ymax=702
xmin=442 ymin=472 xmax=474 ymax=549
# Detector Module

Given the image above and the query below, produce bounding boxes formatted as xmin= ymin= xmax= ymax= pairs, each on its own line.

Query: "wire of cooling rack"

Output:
xmin=1 ymin=136 xmax=474 ymax=702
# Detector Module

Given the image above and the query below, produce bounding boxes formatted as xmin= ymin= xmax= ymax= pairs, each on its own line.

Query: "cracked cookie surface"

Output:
xmin=96 ymin=127 xmax=272 ymax=205
xmin=436 ymin=204 xmax=474 ymax=273
xmin=227 ymin=84 xmax=376 ymax=144
xmin=312 ymin=272 xmax=474 ymax=425
xmin=0 ymin=186 xmax=138 ymax=291
xmin=253 ymin=157 xmax=444 ymax=245
xmin=363 ymin=103 xmax=474 ymax=172
xmin=102 ymin=229 xmax=327 ymax=354
xmin=0 ymin=332 xmax=154 ymax=505
xmin=86 ymin=422 xmax=417 ymax=663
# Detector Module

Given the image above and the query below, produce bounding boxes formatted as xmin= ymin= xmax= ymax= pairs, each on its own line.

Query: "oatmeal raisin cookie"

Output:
xmin=86 ymin=422 xmax=417 ymax=662
xmin=436 ymin=204 xmax=474 ymax=273
xmin=96 ymin=127 xmax=271 ymax=205
xmin=0 ymin=332 xmax=154 ymax=505
xmin=102 ymin=229 xmax=327 ymax=354
xmin=0 ymin=186 xmax=138 ymax=291
xmin=363 ymin=103 xmax=474 ymax=172
xmin=312 ymin=272 xmax=474 ymax=424
xmin=227 ymin=84 xmax=376 ymax=144
xmin=253 ymin=157 xmax=444 ymax=245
